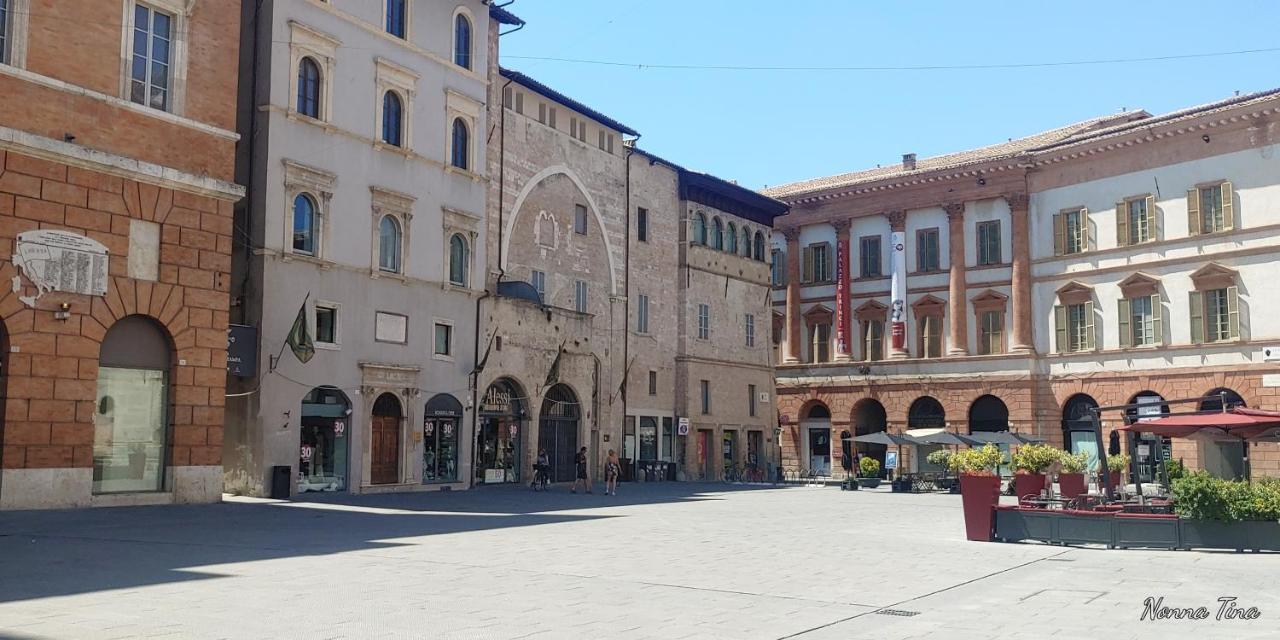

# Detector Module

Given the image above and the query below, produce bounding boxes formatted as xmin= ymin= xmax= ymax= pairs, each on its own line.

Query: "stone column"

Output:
xmin=885 ymin=210 xmax=910 ymax=360
xmin=833 ymin=218 xmax=853 ymax=361
xmin=1006 ymin=193 xmax=1033 ymax=353
xmin=944 ymin=203 xmax=968 ymax=356
xmin=783 ymin=226 xmax=802 ymax=363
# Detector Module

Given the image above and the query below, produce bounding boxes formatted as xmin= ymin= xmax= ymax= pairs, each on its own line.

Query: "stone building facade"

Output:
xmin=766 ymin=89 xmax=1280 ymax=482
xmin=224 ymin=1 xmax=513 ymax=496
xmin=0 ymin=0 xmax=244 ymax=509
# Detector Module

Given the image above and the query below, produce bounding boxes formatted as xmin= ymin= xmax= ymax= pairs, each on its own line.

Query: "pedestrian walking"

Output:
xmin=571 ymin=446 xmax=591 ymax=493
xmin=605 ymin=449 xmax=620 ymax=495
xmin=532 ymin=448 xmax=550 ymax=491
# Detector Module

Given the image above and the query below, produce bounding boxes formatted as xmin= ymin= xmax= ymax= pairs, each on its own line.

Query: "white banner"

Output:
xmin=889 ymin=231 xmax=906 ymax=350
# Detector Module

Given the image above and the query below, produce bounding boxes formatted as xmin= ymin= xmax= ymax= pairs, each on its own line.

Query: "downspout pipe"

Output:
xmin=622 ymin=137 xmax=638 ymax=475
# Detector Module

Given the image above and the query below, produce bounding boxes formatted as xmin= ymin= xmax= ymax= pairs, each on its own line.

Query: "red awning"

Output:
xmin=1119 ymin=408 xmax=1280 ymax=441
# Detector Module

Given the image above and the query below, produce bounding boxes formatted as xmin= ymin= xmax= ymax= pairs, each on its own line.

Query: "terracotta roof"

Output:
xmin=762 ymin=112 xmax=1148 ymax=200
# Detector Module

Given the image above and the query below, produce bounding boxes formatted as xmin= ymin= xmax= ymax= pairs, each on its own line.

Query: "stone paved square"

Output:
xmin=0 ymin=483 xmax=1276 ymax=639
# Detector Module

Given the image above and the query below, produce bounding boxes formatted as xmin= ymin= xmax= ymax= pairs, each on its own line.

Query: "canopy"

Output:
xmin=846 ymin=432 xmax=920 ymax=446
xmin=908 ymin=430 xmax=978 ymax=446
xmin=1118 ymin=407 xmax=1280 ymax=441
xmin=966 ymin=431 xmax=1023 ymax=446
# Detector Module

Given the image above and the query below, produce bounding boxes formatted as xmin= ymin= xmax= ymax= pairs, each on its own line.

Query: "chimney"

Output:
xmin=902 ymin=153 xmax=917 ymax=171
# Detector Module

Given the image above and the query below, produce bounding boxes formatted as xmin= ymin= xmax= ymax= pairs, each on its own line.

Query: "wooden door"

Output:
xmin=371 ymin=415 xmax=400 ymax=484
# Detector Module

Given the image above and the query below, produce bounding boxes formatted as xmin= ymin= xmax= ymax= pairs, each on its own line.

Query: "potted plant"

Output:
xmin=857 ymin=457 xmax=882 ymax=488
xmin=1104 ymin=453 xmax=1129 ymax=489
xmin=951 ymin=444 xmax=1005 ymax=541
xmin=1010 ymin=443 xmax=1059 ymax=499
xmin=1057 ymin=451 xmax=1089 ymax=499
xmin=927 ymin=449 xmax=956 ymax=491
xmin=1173 ymin=472 xmax=1280 ymax=551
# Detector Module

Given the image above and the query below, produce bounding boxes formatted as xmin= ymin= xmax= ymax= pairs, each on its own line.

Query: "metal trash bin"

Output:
xmin=270 ymin=465 xmax=292 ymax=499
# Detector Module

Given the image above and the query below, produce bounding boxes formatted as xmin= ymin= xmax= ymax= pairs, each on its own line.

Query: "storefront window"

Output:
xmin=299 ymin=387 xmax=349 ymax=492
xmin=662 ymin=417 xmax=673 ymax=461
xmin=477 ymin=381 xmax=522 ymax=484
xmin=423 ymin=392 xmax=463 ymax=483
xmin=93 ymin=316 xmax=171 ymax=495
xmin=639 ymin=417 xmax=657 ymax=460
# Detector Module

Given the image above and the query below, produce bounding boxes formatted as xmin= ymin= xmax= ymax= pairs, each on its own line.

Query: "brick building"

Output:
xmin=0 ymin=0 xmax=244 ymax=509
xmin=766 ymin=89 xmax=1280 ymax=482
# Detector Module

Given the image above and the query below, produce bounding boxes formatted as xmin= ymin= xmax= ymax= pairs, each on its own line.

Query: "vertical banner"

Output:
xmin=834 ymin=239 xmax=848 ymax=354
xmin=889 ymin=231 xmax=906 ymax=350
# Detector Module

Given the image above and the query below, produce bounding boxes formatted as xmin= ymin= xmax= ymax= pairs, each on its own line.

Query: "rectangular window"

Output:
xmin=700 ymin=380 xmax=711 ymax=414
xmin=433 ymin=322 xmax=452 ymax=356
xmin=548 ymin=106 xmax=557 ymax=128
xmin=598 ymin=130 xmax=606 ymax=150
xmin=771 ymin=250 xmax=785 ymax=286
xmin=130 ymin=3 xmax=173 ymax=111
xmin=1054 ymin=209 xmax=1088 ymax=255
xmin=978 ymin=310 xmax=1003 ymax=355
xmin=920 ymin=315 xmax=941 ymax=358
xmin=515 ymin=91 xmax=524 ymax=114
xmin=385 ymin=0 xmax=406 ymax=38
xmin=1054 ymin=302 xmax=1095 ymax=353
xmin=636 ymin=293 xmax=650 ymax=333
xmin=637 ymin=207 xmax=648 ymax=242
xmin=977 ymin=221 xmax=1001 ymax=265
xmin=697 ymin=303 xmax=710 ymax=339
xmin=531 ymin=269 xmax=545 ymax=300
xmin=1189 ymin=183 xmax=1233 ymax=234
xmin=648 ymin=370 xmax=657 ymax=396
xmin=863 ymin=320 xmax=883 ymax=361
xmin=574 ymin=204 xmax=588 ymax=235
xmin=607 ymin=134 xmax=615 ymax=154
xmin=538 ymin=102 xmax=546 ymax=124
xmin=745 ymin=313 xmax=755 ymax=347
xmin=1194 ymin=287 xmax=1239 ymax=343
xmin=570 ymin=117 xmax=578 ymax=139
xmin=1118 ymin=295 xmax=1160 ymax=348
xmin=315 ymin=304 xmax=338 ymax=346
xmin=1123 ymin=198 xmax=1152 ymax=245
xmin=574 ymin=280 xmax=587 ymax=313
xmin=859 ymin=236 xmax=882 ymax=278
xmin=0 ymin=0 xmax=9 ymax=64
xmin=916 ymin=228 xmax=940 ymax=272
xmin=811 ymin=243 xmax=830 ymax=282
xmin=811 ymin=324 xmax=830 ymax=363
xmin=749 ymin=384 xmax=757 ymax=417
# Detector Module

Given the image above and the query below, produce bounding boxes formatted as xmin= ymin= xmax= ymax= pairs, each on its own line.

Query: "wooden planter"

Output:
xmin=960 ymin=473 xmax=1001 ymax=541
xmin=1058 ymin=473 xmax=1086 ymax=499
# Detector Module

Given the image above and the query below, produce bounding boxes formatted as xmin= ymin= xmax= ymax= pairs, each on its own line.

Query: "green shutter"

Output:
xmin=823 ymin=242 xmax=834 ymax=281
xmin=1221 ymin=181 xmax=1234 ymax=231
xmin=1053 ymin=213 xmax=1064 ymax=256
xmin=1081 ymin=208 xmax=1091 ymax=252
xmin=1187 ymin=188 xmax=1201 ymax=236
xmin=1150 ymin=294 xmax=1163 ymax=346
xmin=801 ymin=246 xmax=813 ymax=284
xmin=1189 ymin=291 xmax=1204 ymax=344
xmin=1084 ymin=301 xmax=1096 ymax=351
xmin=1116 ymin=201 xmax=1129 ymax=247
xmin=1227 ymin=285 xmax=1240 ymax=340
xmin=1117 ymin=298 xmax=1131 ymax=348
xmin=1144 ymin=196 xmax=1157 ymax=242
xmin=1054 ymin=305 xmax=1067 ymax=353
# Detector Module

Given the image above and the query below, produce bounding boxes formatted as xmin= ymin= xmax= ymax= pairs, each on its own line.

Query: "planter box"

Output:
xmin=960 ymin=474 xmax=1001 ymax=541
xmin=1179 ymin=520 xmax=1280 ymax=552
xmin=1245 ymin=521 xmax=1280 ymax=551
xmin=1013 ymin=472 xmax=1046 ymax=499
xmin=1055 ymin=511 xmax=1115 ymax=547
xmin=994 ymin=507 xmax=1030 ymax=542
xmin=1114 ymin=514 xmax=1180 ymax=550
xmin=1058 ymin=473 xmax=1086 ymax=499
xmin=1019 ymin=509 xmax=1057 ymax=541
xmin=858 ymin=478 xmax=882 ymax=489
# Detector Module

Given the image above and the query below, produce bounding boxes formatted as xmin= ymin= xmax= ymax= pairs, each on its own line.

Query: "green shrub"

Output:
xmin=1164 ymin=458 xmax=1187 ymax=481
xmin=949 ymin=444 xmax=1005 ymax=475
xmin=1059 ymin=451 xmax=1089 ymax=474
xmin=926 ymin=449 xmax=952 ymax=469
xmin=858 ymin=456 xmax=881 ymax=478
xmin=1011 ymin=444 xmax=1061 ymax=473
xmin=1172 ymin=472 xmax=1280 ymax=522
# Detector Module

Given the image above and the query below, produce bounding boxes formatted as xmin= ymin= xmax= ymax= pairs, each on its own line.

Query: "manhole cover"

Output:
xmin=875 ymin=609 xmax=921 ymax=617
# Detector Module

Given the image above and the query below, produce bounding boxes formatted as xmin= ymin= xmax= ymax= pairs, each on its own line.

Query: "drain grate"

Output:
xmin=875 ymin=609 xmax=921 ymax=617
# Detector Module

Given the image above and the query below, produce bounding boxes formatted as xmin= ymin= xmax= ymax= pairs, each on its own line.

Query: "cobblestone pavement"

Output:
xmin=0 ymin=482 xmax=1277 ymax=639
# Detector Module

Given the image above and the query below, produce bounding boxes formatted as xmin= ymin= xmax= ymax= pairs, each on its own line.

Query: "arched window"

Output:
xmin=378 ymin=215 xmax=402 ymax=273
xmin=692 ymin=211 xmax=707 ymax=245
xmin=726 ymin=222 xmax=738 ymax=254
xmin=449 ymin=233 xmax=468 ymax=286
xmin=453 ymin=13 xmax=472 ymax=69
xmin=381 ymin=91 xmax=403 ymax=147
xmin=742 ymin=227 xmax=752 ymax=256
xmin=711 ymin=217 xmax=724 ymax=250
xmin=451 ymin=118 xmax=469 ymax=170
xmin=297 ymin=57 xmax=322 ymax=119
xmin=95 ymin=315 xmax=172 ymax=494
xmin=292 ymin=193 xmax=317 ymax=255
xmin=753 ymin=231 xmax=765 ymax=260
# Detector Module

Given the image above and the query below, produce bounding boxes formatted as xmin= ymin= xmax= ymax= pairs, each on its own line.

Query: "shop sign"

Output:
xmin=443 ymin=422 xmax=453 ymax=437
xmin=886 ymin=451 xmax=898 ymax=470
xmin=300 ymin=445 xmax=314 ymax=462
xmin=677 ymin=417 xmax=690 ymax=436
xmin=334 ymin=420 xmax=345 ymax=437
xmin=424 ymin=421 xmax=434 ymax=435
xmin=12 ymin=230 xmax=109 ymax=307
xmin=227 ymin=324 xmax=259 ymax=377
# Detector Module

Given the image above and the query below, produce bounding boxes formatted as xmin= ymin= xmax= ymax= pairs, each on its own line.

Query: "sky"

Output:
xmin=497 ymin=0 xmax=1280 ymax=191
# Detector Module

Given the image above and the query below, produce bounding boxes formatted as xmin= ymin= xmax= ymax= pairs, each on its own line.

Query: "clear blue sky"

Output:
xmin=497 ymin=0 xmax=1280 ymax=191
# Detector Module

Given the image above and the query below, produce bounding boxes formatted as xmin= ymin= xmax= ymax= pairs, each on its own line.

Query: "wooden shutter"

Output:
xmin=1053 ymin=213 xmax=1065 ymax=256
xmin=1084 ymin=301 xmax=1096 ymax=350
xmin=1150 ymin=294 xmax=1162 ymax=345
xmin=1115 ymin=201 xmax=1129 ymax=247
xmin=1227 ymin=285 xmax=1240 ymax=340
xmin=1081 ymin=208 xmax=1091 ymax=252
xmin=822 ymin=242 xmax=833 ymax=281
xmin=1221 ymin=181 xmax=1234 ymax=231
xmin=1144 ymin=195 xmax=1156 ymax=242
xmin=801 ymin=246 xmax=813 ymax=284
xmin=1117 ymin=298 xmax=1131 ymax=348
xmin=1188 ymin=291 xmax=1204 ymax=344
xmin=1054 ymin=305 xmax=1067 ymax=353
xmin=1187 ymin=188 xmax=1201 ymax=236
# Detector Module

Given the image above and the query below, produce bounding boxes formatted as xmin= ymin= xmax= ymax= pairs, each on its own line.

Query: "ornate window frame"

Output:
xmin=370 ymin=186 xmax=415 ymax=279
xmin=281 ymin=159 xmax=336 ymax=263
xmin=442 ymin=206 xmax=481 ymax=290
xmin=445 ymin=89 xmax=481 ymax=177
xmin=374 ymin=56 xmax=418 ymax=151
xmin=287 ymin=20 xmax=339 ymax=123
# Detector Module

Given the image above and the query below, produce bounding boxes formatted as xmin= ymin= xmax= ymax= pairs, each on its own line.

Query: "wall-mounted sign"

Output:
xmin=227 ymin=324 xmax=258 ymax=377
xmin=677 ymin=417 xmax=690 ymax=436
xmin=374 ymin=311 xmax=408 ymax=344
xmin=886 ymin=451 xmax=899 ymax=470
xmin=12 ymin=230 xmax=109 ymax=307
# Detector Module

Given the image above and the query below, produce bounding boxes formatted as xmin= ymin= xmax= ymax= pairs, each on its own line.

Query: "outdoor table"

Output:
xmin=1018 ymin=496 xmax=1073 ymax=510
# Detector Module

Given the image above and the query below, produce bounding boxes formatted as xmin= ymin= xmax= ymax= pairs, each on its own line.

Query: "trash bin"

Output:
xmin=621 ymin=458 xmax=634 ymax=482
xmin=270 ymin=465 xmax=292 ymax=499
xmin=665 ymin=461 xmax=677 ymax=481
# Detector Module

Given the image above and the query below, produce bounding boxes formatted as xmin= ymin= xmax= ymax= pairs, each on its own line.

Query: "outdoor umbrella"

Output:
xmin=1013 ymin=433 xmax=1047 ymax=444
xmin=911 ymin=430 xmax=979 ymax=447
xmin=965 ymin=431 xmax=1023 ymax=446
xmin=848 ymin=432 xmax=921 ymax=479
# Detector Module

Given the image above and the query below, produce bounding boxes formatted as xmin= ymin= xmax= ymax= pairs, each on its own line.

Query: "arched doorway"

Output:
xmin=1061 ymin=394 xmax=1100 ymax=473
xmin=423 ymin=394 xmax=463 ymax=483
xmin=370 ymin=393 xmax=402 ymax=485
xmin=853 ymin=399 xmax=888 ymax=477
xmin=969 ymin=395 xmax=1010 ymax=475
xmin=477 ymin=378 xmax=524 ymax=484
xmin=1200 ymin=388 xmax=1247 ymax=480
xmin=801 ymin=402 xmax=831 ymax=475
xmin=539 ymin=384 xmax=580 ymax=483
xmin=299 ymin=387 xmax=351 ymax=492
xmin=1125 ymin=391 xmax=1170 ymax=483
xmin=908 ymin=397 xmax=945 ymax=471
xmin=94 ymin=315 xmax=172 ymax=494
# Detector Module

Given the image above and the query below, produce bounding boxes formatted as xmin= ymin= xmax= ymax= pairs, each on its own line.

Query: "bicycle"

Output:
xmin=722 ymin=464 xmax=742 ymax=484
xmin=530 ymin=465 xmax=550 ymax=491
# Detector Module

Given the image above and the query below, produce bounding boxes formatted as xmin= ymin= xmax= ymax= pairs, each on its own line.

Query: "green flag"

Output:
xmin=543 ymin=340 xmax=566 ymax=388
xmin=286 ymin=302 xmax=314 ymax=364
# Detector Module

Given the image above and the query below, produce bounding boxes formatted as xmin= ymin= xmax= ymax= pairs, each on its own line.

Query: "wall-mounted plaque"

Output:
xmin=12 ymin=230 xmax=109 ymax=307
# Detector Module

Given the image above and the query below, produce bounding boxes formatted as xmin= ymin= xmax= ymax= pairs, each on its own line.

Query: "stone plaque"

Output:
xmin=12 ymin=230 xmax=109 ymax=306
xmin=374 ymin=311 xmax=408 ymax=344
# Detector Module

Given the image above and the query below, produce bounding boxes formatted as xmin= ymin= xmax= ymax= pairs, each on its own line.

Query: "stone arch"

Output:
xmin=800 ymin=400 xmax=831 ymax=420
xmin=95 ymin=314 xmax=176 ymax=494
xmin=501 ymin=165 xmax=619 ymax=294
xmin=538 ymin=383 xmax=581 ymax=482
xmin=967 ymin=394 xmax=1008 ymax=433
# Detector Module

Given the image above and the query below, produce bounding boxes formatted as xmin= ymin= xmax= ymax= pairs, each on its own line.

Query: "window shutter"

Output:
xmin=823 ymin=242 xmax=833 ymax=281
xmin=1117 ymin=298 xmax=1131 ymax=348
xmin=1221 ymin=181 xmax=1234 ymax=231
xmin=1144 ymin=195 xmax=1156 ymax=241
xmin=1053 ymin=213 xmax=1065 ymax=256
xmin=801 ymin=246 xmax=813 ymax=284
xmin=1186 ymin=188 xmax=1201 ymax=235
xmin=1150 ymin=294 xmax=1162 ymax=345
xmin=1054 ymin=305 xmax=1067 ymax=353
xmin=1188 ymin=291 xmax=1204 ymax=344
xmin=1227 ymin=285 xmax=1240 ymax=340
xmin=1084 ymin=301 xmax=1096 ymax=350
xmin=1081 ymin=208 xmax=1091 ymax=252
xmin=1115 ymin=201 xmax=1129 ymax=247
